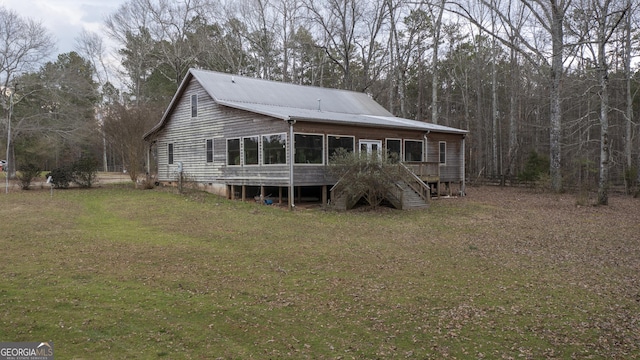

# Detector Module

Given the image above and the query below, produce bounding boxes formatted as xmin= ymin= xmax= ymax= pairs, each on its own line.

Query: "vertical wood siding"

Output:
xmin=426 ymin=133 xmax=463 ymax=182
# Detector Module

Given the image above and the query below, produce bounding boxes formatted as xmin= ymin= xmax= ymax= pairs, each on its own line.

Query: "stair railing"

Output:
xmin=400 ymin=162 xmax=431 ymax=202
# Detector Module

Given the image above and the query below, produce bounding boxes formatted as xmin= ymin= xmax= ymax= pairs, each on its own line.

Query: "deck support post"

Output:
xmin=287 ymin=118 xmax=296 ymax=210
xmin=461 ymin=135 xmax=466 ymax=196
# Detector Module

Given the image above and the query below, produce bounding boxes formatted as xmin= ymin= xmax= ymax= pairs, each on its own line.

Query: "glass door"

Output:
xmin=359 ymin=140 xmax=382 ymax=159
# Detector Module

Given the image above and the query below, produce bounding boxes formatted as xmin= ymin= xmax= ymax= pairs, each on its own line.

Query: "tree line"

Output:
xmin=1 ymin=0 xmax=639 ymax=202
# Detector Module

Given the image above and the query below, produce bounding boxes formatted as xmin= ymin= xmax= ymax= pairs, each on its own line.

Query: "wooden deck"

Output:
xmin=403 ymin=161 xmax=440 ymax=183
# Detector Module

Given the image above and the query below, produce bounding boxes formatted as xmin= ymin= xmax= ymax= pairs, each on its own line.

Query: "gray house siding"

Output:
xmin=155 ymin=78 xmax=292 ymax=189
xmin=156 ymin=79 xmax=224 ymax=184
xmin=145 ymin=69 xmax=468 ymax=200
xmin=155 ymin=94 xmax=466 ymax=188
xmin=426 ymin=133 xmax=464 ymax=183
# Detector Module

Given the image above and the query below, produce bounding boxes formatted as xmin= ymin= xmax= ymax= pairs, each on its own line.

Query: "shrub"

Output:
xmin=517 ymin=151 xmax=549 ymax=184
xmin=329 ymin=149 xmax=403 ymax=209
xmin=72 ymin=155 xmax=99 ymax=188
xmin=46 ymin=156 xmax=99 ymax=189
xmin=47 ymin=167 xmax=73 ymax=189
xmin=17 ymin=163 xmax=41 ymax=190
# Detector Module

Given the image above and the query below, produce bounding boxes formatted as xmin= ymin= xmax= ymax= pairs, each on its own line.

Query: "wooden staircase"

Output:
xmin=330 ymin=163 xmax=430 ymax=210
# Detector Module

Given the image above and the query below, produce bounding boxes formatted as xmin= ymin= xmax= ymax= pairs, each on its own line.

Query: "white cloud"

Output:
xmin=2 ymin=0 xmax=124 ymax=56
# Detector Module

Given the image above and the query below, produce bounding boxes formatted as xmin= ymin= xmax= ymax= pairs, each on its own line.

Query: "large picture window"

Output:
xmin=295 ymin=134 xmax=323 ymax=164
xmin=404 ymin=140 xmax=423 ymax=162
xmin=328 ymin=135 xmax=354 ymax=162
xmin=227 ymin=138 xmax=240 ymax=165
xmin=243 ymin=136 xmax=259 ymax=165
xmin=386 ymin=139 xmax=401 ymax=162
xmin=439 ymin=141 xmax=447 ymax=164
xmin=263 ymin=134 xmax=286 ymax=165
xmin=168 ymin=143 xmax=174 ymax=164
xmin=206 ymin=139 xmax=213 ymax=163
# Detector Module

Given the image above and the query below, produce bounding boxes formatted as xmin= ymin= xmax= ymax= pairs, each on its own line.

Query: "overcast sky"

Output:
xmin=2 ymin=0 xmax=125 ymax=58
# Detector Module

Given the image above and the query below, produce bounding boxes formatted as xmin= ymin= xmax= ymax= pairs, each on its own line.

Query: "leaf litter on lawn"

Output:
xmin=1 ymin=186 xmax=640 ymax=358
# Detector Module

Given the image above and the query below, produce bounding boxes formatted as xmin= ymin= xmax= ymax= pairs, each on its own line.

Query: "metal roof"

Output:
xmin=144 ymin=69 xmax=467 ymax=140
xmin=191 ymin=69 xmax=393 ymax=116
xmin=217 ymin=100 xmax=467 ymax=133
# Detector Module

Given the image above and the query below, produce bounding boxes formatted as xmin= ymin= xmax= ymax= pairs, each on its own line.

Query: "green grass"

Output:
xmin=0 ymin=186 xmax=638 ymax=359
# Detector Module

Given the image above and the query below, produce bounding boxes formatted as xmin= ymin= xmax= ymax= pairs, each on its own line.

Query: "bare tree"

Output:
xmin=574 ymin=0 xmax=629 ymax=204
xmin=388 ymin=5 xmax=430 ymax=119
xmin=276 ymin=0 xmax=303 ymax=82
xmin=103 ymin=102 xmax=161 ymax=182
xmin=75 ymin=30 xmax=112 ymax=86
xmin=76 ymin=30 xmax=113 ymax=172
xmin=239 ymin=0 xmax=281 ymax=79
xmin=504 ymin=1 xmax=527 ymax=184
xmin=303 ymin=0 xmax=365 ymax=90
xmin=105 ymin=0 xmax=216 ymax=97
xmin=429 ymin=0 xmax=446 ymax=125
xmin=0 ymin=6 xmax=55 ymax=175
xmin=623 ymin=0 xmax=638 ymax=194
xmin=454 ymin=0 xmax=573 ymax=192
xmin=104 ymin=0 xmax=156 ymax=100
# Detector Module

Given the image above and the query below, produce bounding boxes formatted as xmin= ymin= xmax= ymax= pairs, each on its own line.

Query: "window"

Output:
xmin=243 ymin=136 xmax=259 ymax=165
xmin=404 ymin=140 xmax=423 ymax=162
xmin=328 ymin=135 xmax=354 ymax=162
xmin=191 ymin=94 xmax=198 ymax=117
xmin=359 ymin=140 xmax=382 ymax=159
xmin=294 ymin=134 xmax=323 ymax=164
xmin=227 ymin=138 xmax=240 ymax=165
xmin=168 ymin=143 xmax=174 ymax=164
xmin=263 ymin=134 xmax=286 ymax=165
xmin=439 ymin=141 xmax=447 ymax=164
xmin=386 ymin=139 xmax=401 ymax=162
xmin=206 ymin=139 xmax=213 ymax=163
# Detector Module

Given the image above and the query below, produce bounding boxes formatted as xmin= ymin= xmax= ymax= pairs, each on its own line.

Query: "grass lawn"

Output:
xmin=1 ymin=185 xmax=639 ymax=359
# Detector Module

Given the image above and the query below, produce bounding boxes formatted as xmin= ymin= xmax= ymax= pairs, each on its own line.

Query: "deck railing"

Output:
xmin=402 ymin=161 xmax=440 ymax=182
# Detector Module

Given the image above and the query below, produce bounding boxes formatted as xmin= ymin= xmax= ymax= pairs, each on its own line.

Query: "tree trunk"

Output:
xmin=431 ymin=0 xmax=445 ymax=124
xmin=623 ymin=0 xmax=634 ymax=194
xmin=597 ymin=63 xmax=610 ymax=205
xmin=549 ymin=5 xmax=564 ymax=193
xmin=491 ymin=10 xmax=499 ymax=180
xmin=506 ymin=46 xmax=519 ymax=184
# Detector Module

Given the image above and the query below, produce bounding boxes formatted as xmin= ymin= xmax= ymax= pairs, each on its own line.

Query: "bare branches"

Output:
xmin=0 ymin=6 xmax=55 ymax=98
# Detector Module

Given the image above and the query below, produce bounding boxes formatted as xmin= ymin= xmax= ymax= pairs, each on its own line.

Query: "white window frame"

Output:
xmin=327 ymin=134 xmax=355 ymax=163
xmin=385 ymin=138 xmax=402 ymax=161
xmin=294 ymin=132 xmax=325 ymax=165
xmin=403 ymin=139 xmax=424 ymax=162
xmin=439 ymin=141 xmax=447 ymax=165
xmin=191 ymin=94 xmax=198 ymax=118
xmin=262 ymin=133 xmax=287 ymax=165
xmin=168 ymin=143 xmax=174 ymax=165
xmin=206 ymin=139 xmax=213 ymax=163
xmin=243 ymin=136 xmax=260 ymax=166
xmin=226 ymin=138 xmax=241 ymax=166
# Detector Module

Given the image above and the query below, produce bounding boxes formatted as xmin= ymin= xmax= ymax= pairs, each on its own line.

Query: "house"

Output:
xmin=143 ymin=69 xmax=467 ymax=209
